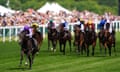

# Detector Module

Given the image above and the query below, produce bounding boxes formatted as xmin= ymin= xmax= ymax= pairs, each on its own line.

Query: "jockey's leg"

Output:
xmin=31 ymin=38 xmax=38 ymax=51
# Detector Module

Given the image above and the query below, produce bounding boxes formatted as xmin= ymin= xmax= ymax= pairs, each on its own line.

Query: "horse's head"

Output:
xmin=74 ymin=25 xmax=80 ymax=37
xmin=59 ymin=23 xmax=64 ymax=31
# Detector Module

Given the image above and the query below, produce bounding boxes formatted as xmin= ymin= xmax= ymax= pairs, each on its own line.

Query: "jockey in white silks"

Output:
xmin=104 ymin=13 xmax=113 ymax=33
xmin=104 ymin=19 xmax=113 ymax=33
xmin=76 ymin=18 xmax=84 ymax=32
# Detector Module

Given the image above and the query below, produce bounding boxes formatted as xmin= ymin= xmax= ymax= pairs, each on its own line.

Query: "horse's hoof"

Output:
xmin=51 ymin=48 xmax=53 ymax=51
xmin=36 ymin=52 xmax=39 ymax=55
xmin=24 ymin=62 xmax=28 ymax=66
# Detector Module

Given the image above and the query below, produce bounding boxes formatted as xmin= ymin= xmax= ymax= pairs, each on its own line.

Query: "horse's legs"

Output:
xmin=99 ymin=42 xmax=103 ymax=55
xmin=92 ymin=42 xmax=96 ymax=56
xmin=104 ymin=43 xmax=107 ymax=56
xmin=86 ymin=46 xmax=89 ymax=56
xmin=108 ymin=47 xmax=111 ymax=56
xmin=63 ymin=42 xmax=66 ymax=55
xmin=92 ymin=45 xmax=95 ymax=56
xmin=19 ymin=50 xmax=24 ymax=67
xmin=32 ymin=51 xmax=36 ymax=64
xmin=59 ymin=41 xmax=62 ymax=52
xmin=113 ymin=41 xmax=116 ymax=56
xmin=81 ymin=44 xmax=84 ymax=55
xmin=52 ymin=40 xmax=56 ymax=52
xmin=48 ymin=39 xmax=50 ymax=51
xmin=78 ymin=44 xmax=80 ymax=55
xmin=27 ymin=51 xmax=32 ymax=69
xmin=68 ymin=40 xmax=72 ymax=52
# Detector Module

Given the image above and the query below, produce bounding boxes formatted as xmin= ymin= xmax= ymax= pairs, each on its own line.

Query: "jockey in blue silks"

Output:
xmin=99 ymin=18 xmax=107 ymax=30
xmin=61 ymin=19 xmax=69 ymax=36
xmin=61 ymin=19 xmax=69 ymax=31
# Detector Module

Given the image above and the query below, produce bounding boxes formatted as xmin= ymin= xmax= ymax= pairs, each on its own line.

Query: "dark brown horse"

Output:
xmin=58 ymin=24 xmax=72 ymax=55
xmin=98 ymin=23 xmax=116 ymax=56
xmin=84 ymin=25 xmax=97 ymax=56
xmin=18 ymin=30 xmax=43 ymax=69
xmin=47 ymin=27 xmax=58 ymax=52
xmin=73 ymin=25 xmax=85 ymax=55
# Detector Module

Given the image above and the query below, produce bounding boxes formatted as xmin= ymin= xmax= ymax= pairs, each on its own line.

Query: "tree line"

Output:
xmin=0 ymin=0 xmax=118 ymax=15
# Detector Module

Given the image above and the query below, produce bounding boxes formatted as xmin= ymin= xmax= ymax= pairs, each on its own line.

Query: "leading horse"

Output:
xmin=18 ymin=29 xmax=43 ymax=69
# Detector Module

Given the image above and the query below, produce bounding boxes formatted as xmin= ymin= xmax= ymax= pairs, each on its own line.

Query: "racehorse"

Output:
xmin=32 ymin=30 xmax=43 ymax=52
xmin=73 ymin=25 xmax=85 ymax=55
xmin=58 ymin=23 xmax=72 ymax=55
xmin=18 ymin=30 xmax=43 ymax=69
xmin=84 ymin=24 xmax=97 ymax=56
xmin=98 ymin=28 xmax=105 ymax=55
xmin=47 ymin=27 xmax=58 ymax=52
xmin=98 ymin=23 xmax=116 ymax=56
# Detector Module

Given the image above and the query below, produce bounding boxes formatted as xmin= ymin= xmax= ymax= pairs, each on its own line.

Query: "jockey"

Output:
xmin=61 ymin=19 xmax=69 ymax=31
xmin=47 ymin=19 xmax=55 ymax=29
xmin=78 ymin=18 xmax=84 ymax=32
xmin=30 ymin=22 xmax=39 ymax=50
xmin=30 ymin=22 xmax=39 ymax=35
xmin=99 ymin=17 xmax=107 ymax=30
xmin=104 ymin=19 xmax=113 ymax=34
xmin=19 ymin=25 xmax=31 ymax=37
xmin=21 ymin=23 xmax=39 ymax=38
xmin=85 ymin=20 xmax=95 ymax=32
xmin=19 ymin=23 xmax=39 ymax=50
xmin=61 ymin=19 xmax=69 ymax=36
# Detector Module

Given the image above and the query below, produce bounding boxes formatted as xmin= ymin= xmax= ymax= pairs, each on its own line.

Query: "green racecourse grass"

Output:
xmin=0 ymin=32 xmax=120 ymax=72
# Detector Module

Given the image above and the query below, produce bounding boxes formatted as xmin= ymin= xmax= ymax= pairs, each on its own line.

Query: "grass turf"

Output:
xmin=0 ymin=32 xmax=120 ymax=72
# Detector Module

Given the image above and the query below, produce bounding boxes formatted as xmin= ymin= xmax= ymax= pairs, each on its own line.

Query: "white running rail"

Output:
xmin=0 ymin=21 xmax=120 ymax=42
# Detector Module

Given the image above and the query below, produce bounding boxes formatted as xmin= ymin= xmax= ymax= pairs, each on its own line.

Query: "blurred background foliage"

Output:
xmin=0 ymin=0 xmax=118 ymax=15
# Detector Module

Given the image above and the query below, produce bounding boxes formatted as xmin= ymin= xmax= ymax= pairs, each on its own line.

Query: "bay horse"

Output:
xmin=84 ymin=24 xmax=97 ymax=56
xmin=18 ymin=29 xmax=43 ymax=69
xmin=73 ymin=24 xmax=85 ymax=55
xmin=98 ymin=28 xmax=105 ymax=55
xmin=98 ymin=23 xmax=116 ymax=56
xmin=58 ymin=23 xmax=72 ymax=55
xmin=32 ymin=30 xmax=43 ymax=52
xmin=47 ymin=27 xmax=58 ymax=52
